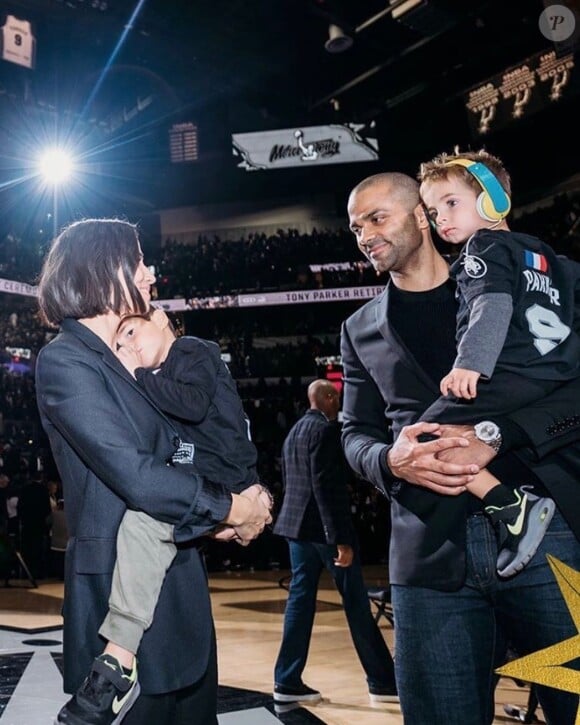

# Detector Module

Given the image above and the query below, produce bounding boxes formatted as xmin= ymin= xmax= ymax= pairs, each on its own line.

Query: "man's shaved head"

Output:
xmin=348 ymin=173 xmax=420 ymax=213
xmin=307 ymin=379 xmax=341 ymax=420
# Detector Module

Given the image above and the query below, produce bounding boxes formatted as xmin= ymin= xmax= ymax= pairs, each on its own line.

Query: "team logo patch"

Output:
xmin=462 ymin=254 xmax=487 ymax=279
xmin=172 ymin=440 xmax=195 ymax=464
xmin=524 ymin=250 xmax=548 ymax=272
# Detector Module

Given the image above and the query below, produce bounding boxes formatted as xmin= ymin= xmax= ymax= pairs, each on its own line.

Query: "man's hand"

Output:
xmin=387 ymin=422 xmax=479 ymax=495
xmin=440 ymin=368 xmax=481 ymax=399
xmin=435 ymin=424 xmax=497 ymax=468
xmin=334 ymin=544 xmax=353 ymax=568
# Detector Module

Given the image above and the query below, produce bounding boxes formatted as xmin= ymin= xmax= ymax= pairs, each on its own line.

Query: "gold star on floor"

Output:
xmin=496 ymin=555 xmax=580 ymax=723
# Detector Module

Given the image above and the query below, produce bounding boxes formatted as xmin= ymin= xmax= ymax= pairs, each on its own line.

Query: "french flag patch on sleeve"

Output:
xmin=524 ymin=250 xmax=548 ymax=272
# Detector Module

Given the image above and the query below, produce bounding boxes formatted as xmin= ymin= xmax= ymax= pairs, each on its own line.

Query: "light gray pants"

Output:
xmin=99 ymin=510 xmax=176 ymax=654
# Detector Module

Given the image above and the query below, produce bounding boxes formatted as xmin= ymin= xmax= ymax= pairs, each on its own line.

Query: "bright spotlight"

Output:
xmin=39 ymin=148 xmax=75 ymax=185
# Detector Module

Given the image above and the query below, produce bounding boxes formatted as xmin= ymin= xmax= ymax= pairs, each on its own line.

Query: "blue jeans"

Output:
xmin=391 ymin=509 xmax=580 ymax=725
xmin=274 ymin=540 xmax=395 ymax=689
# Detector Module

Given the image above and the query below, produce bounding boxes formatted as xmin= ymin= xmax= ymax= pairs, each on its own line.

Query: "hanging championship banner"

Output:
xmin=464 ymin=49 xmax=578 ymax=136
xmin=1 ymin=15 xmax=36 ymax=69
xmin=232 ymin=123 xmax=379 ymax=171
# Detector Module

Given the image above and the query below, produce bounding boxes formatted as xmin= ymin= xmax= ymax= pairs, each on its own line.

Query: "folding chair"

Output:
xmin=367 ymin=586 xmax=394 ymax=627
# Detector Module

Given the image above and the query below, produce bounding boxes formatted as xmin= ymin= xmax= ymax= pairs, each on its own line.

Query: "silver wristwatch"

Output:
xmin=474 ymin=421 xmax=502 ymax=453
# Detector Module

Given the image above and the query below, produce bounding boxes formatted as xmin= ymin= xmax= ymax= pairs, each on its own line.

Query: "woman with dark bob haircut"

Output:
xmin=36 ymin=219 xmax=272 ymax=725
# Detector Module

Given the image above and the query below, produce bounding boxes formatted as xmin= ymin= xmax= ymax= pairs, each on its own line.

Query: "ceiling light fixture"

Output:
xmin=324 ymin=24 xmax=353 ymax=53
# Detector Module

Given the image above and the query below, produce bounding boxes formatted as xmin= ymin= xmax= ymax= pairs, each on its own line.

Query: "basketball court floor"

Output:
xmin=0 ymin=568 xmax=538 ymax=725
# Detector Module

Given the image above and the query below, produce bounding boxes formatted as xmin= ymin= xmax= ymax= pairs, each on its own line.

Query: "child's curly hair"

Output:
xmin=418 ymin=147 xmax=511 ymax=197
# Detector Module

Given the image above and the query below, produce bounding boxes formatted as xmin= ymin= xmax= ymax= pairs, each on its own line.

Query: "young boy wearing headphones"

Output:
xmin=418 ymin=148 xmax=580 ymax=578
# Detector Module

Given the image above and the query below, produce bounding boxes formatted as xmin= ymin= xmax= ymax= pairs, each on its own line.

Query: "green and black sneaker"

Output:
xmin=486 ymin=486 xmax=555 ymax=579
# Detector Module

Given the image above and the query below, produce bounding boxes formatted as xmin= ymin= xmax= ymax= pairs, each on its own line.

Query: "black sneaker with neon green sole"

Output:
xmin=55 ymin=654 xmax=140 ymax=725
xmin=487 ymin=486 xmax=555 ymax=579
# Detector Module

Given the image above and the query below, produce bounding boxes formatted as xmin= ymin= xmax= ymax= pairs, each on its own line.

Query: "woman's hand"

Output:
xmin=215 ymin=483 xmax=273 ymax=545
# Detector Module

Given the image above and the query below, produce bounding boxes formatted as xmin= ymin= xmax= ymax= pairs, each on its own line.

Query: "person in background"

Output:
xmin=0 ymin=473 xmax=9 ymax=534
xmin=47 ymin=479 xmax=59 ymax=513
xmin=273 ymin=379 xmax=397 ymax=712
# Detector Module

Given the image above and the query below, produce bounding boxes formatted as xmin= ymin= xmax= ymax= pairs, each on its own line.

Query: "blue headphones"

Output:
xmin=445 ymin=158 xmax=511 ymax=222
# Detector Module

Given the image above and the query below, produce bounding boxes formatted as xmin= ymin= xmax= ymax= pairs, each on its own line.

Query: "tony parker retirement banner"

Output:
xmin=1 ymin=275 xmax=384 ymax=309
xmin=232 ymin=123 xmax=379 ymax=171
xmin=236 ymin=285 xmax=384 ymax=307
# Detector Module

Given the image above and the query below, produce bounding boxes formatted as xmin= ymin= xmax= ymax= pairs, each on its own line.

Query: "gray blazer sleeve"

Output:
xmin=340 ymin=321 xmax=396 ymax=497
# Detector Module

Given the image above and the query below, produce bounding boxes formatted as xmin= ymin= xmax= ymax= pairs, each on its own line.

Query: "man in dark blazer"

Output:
xmin=273 ymin=379 xmax=396 ymax=711
xmin=341 ymin=172 xmax=580 ymax=725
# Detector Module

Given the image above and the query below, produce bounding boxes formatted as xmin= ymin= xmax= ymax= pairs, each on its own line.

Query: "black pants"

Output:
xmin=124 ymin=630 xmax=218 ymax=725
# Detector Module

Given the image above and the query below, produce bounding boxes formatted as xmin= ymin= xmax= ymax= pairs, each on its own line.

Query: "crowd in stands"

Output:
xmin=163 ymin=192 xmax=580 ymax=380
xmin=2 ymin=192 xmax=579 ymax=294
xmin=0 ymin=304 xmax=51 ymax=354
xmin=154 ymin=228 xmax=377 ymax=299
xmin=0 ymin=232 xmax=44 ymax=285
xmin=515 ymin=192 xmax=580 ymax=258
xmin=1 ymin=190 xmax=580 ymax=574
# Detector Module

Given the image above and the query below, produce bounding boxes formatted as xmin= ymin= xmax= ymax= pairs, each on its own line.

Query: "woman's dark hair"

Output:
xmin=38 ymin=219 xmax=148 ymax=326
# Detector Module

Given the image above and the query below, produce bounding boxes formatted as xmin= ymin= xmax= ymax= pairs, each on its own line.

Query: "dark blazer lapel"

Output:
xmin=375 ymin=283 xmax=441 ymax=396
xmin=61 ymin=318 xmax=176 ymax=419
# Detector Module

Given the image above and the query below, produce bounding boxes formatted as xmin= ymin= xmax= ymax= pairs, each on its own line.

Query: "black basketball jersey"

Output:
xmin=450 ymin=229 xmax=580 ymax=381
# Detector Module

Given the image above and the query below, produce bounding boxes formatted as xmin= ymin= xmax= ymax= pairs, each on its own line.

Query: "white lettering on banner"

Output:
xmin=237 ymin=285 xmax=384 ymax=307
xmin=1 ymin=275 xmax=384 ymax=309
xmin=0 ymin=277 xmax=38 ymax=297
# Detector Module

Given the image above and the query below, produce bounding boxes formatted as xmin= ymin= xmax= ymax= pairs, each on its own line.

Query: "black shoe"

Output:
xmin=55 ymin=654 xmax=140 ymax=725
xmin=489 ymin=486 xmax=556 ymax=578
xmin=273 ymin=682 xmax=322 ymax=704
xmin=369 ymin=683 xmax=399 ymax=703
